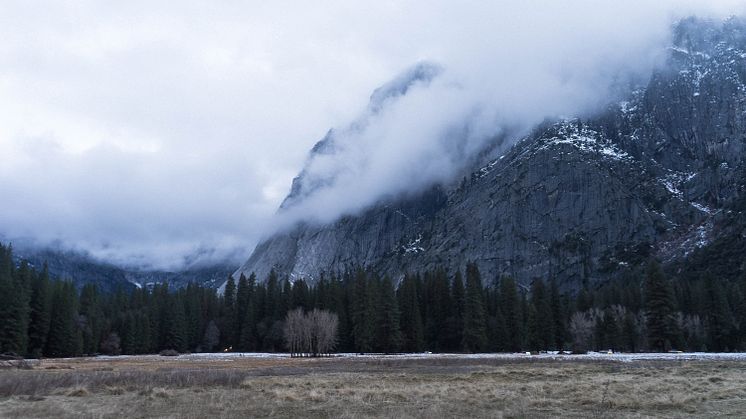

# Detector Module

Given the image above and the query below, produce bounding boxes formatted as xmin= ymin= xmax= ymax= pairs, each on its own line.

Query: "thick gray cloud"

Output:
xmin=0 ymin=1 xmax=743 ymax=269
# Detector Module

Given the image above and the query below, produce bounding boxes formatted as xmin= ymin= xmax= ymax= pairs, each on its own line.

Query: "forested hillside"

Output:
xmin=2 ymin=243 xmax=744 ymax=358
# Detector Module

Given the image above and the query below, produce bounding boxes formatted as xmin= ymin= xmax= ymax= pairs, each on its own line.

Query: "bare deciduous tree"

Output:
xmin=284 ymin=308 xmax=338 ymax=357
xmin=310 ymin=309 xmax=339 ymax=356
xmin=284 ymin=308 xmax=305 ymax=357
xmin=202 ymin=320 xmax=221 ymax=352
xmin=569 ymin=312 xmax=594 ymax=353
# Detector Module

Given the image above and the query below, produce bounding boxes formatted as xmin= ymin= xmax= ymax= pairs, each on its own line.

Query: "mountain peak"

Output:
xmin=368 ymin=61 xmax=443 ymax=113
xmin=279 ymin=61 xmax=443 ymax=211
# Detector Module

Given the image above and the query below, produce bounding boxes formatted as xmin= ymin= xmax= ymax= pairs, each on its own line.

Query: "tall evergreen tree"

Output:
xmin=0 ymin=246 xmax=30 ymax=355
xmin=45 ymin=281 xmax=82 ymax=357
xmin=163 ymin=294 xmax=188 ymax=352
xmin=352 ymin=269 xmax=375 ymax=352
xmin=235 ymin=274 xmax=250 ymax=347
xmin=290 ymin=278 xmax=310 ymax=311
xmin=528 ymin=279 xmax=553 ymax=351
xmin=79 ymin=284 xmax=102 ymax=355
xmin=0 ymin=258 xmax=30 ymax=355
xmin=426 ymin=269 xmax=452 ymax=351
xmin=549 ymin=279 xmax=566 ymax=351
xmin=238 ymin=298 xmax=256 ymax=351
xmin=445 ymin=271 xmax=465 ymax=351
xmin=398 ymin=274 xmax=424 ymax=352
xmin=703 ymin=276 xmax=733 ymax=351
xmin=222 ymin=276 xmax=237 ymax=348
xmin=462 ymin=263 xmax=487 ymax=352
xmin=739 ymin=272 xmax=746 ymax=347
xmin=183 ymin=285 xmax=203 ymax=351
xmin=488 ymin=308 xmax=508 ymax=352
xmin=27 ymin=264 xmax=52 ymax=358
xmin=644 ymin=260 xmax=678 ymax=351
xmin=376 ymin=275 xmax=402 ymax=353
xmin=499 ymin=277 xmax=522 ymax=352
xmin=265 ymin=270 xmax=280 ymax=320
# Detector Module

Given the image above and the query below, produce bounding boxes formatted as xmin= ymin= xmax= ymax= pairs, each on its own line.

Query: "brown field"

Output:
xmin=0 ymin=355 xmax=745 ymax=418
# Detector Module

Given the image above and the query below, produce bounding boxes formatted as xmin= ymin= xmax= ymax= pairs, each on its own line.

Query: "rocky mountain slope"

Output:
xmin=237 ymin=17 xmax=746 ymax=290
xmin=11 ymin=244 xmax=234 ymax=291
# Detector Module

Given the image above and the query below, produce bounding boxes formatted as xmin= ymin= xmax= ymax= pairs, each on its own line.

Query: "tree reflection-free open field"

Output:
xmin=1 ymin=354 xmax=745 ymax=418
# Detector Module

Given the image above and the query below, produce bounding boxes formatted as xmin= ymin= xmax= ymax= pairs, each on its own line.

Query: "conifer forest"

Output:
xmin=2 ymin=243 xmax=744 ymax=358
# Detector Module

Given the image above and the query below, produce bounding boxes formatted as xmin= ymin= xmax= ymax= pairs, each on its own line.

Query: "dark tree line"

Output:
xmin=2 ymin=242 xmax=746 ymax=358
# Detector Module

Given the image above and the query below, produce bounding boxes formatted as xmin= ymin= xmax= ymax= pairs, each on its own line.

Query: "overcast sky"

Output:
xmin=0 ymin=1 xmax=743 ymax=270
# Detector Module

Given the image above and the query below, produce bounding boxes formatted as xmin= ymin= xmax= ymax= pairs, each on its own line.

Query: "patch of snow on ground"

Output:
xmin=402 ymin=234 xmax=425 ymax=254
xmin=660 ymin=171 xmax=696 ymax=200
xmin=91 ymin=351 xmax=746 ymax=363
xmin=541 ymin=124 xmax=630 ymax=161
xmin=548 ymin=136 xmax=630 ymax=160
xmin=680 ymin=220 xmax=713 ymax=256
xmin=476 ymin=158 xmax=501 ymax=179
xmin=662 ymin=180 xmax=682 ymax=199
xmin=690 ymin=202 xmax=713 ymax=214
xmin=694 ymin=224 xmax=709 ymax=248
xmin=619 ymin=101 xmax=637 ymax=114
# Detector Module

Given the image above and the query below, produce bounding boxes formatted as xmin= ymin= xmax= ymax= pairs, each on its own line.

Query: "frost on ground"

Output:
xmin=128 ymin=351 xmax=746 ymax=363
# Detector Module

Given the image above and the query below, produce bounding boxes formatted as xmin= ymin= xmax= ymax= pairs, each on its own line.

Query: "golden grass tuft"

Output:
xmin=65 ymin=386 xmax=89 ymax=397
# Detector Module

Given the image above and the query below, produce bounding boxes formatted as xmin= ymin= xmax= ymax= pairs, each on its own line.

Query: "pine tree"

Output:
xmin=601 ymin=308 xmax=621 ymax=351
xmin=488 ymin=309 xmax=508 ymax=352
xmin=184 ymin=284 xmax=204 ymax=351
xmin=333 ymin=271 xmax=353 ymax=352
xmin=163 ymin=294 xmax=188 ymax=352
xmin=27 ymin=264 xmax=52 ymax=358
xmin=703 ymin=276 xmax=733 ymax=351
xmin=528 ymin=279 xmax=553 ymax=351
xmin=221 ymin=276 xmax=236 ymax=348
xmin=0 ymin=260 xmax=30 ymax=355
xmin=121 ymin=312 xmax=138 ymax=354
xmin=520 ymin=293 xmax=530 ymax=349
xmin=398 ymin=274 xmax=424 ymax=352
xmin=739 ymin=272 xmax=746 ymax=348
xmin=499 ymin=277 xmax=521 ymax=352
xmin=462 ymin=263 xmax=487 ymax=352
xmin=134 ymin=312 xmax=152 ymax=354
xmin=280 ymin=279 xmax=292 ymax=318
xmin=0 ymin=246 xmax=30 ymax=355
xmin=290 ymin=279 xmax=310 ymax=311
xmin=234 ymin=274 xmax=250 ymax=347
xmin=376 ymin=275 xmax=402 ymax=353
xmin=265 ymin=270 xmax=280 ymax=320
xmin=79 ymin=284 xmax=102 ymax=355
xmin=352 ymin=269 xmax=375 ymax=352
xmin=549 ymin=279 xmax=566 ymax=351
xmin=622 ymin=311 xmax=640 ymax=352
xmin=148 ymin=285 xmax=166 ymax=353
xmin=45 ymin=281 xmax=82 ymax=358
xmin=644 ymin=260 xmax=678 ymax=351
xmin=445 ymin=271 xmax=465 ymax=351
xmin=427 ymin=268 xmax=452 ymax=351
xmin=238 ymin=298 xmax=256 ymax=351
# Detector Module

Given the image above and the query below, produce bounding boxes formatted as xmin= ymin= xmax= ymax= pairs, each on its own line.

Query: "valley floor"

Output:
xmin=1 ymin=353 xmax=745 ymax=418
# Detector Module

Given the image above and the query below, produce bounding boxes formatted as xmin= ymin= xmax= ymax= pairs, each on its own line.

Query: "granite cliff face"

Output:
xmin=237 ymin=17 xmax=746 ymax=289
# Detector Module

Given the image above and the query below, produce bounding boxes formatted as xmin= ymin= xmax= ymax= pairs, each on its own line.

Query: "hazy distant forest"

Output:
xmin=1 ymin=243 xmax=744 ymax=358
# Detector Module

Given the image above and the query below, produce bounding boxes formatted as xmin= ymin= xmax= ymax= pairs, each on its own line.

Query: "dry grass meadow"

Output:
xmin=0 ymin=354 xmax=745 ymax=418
